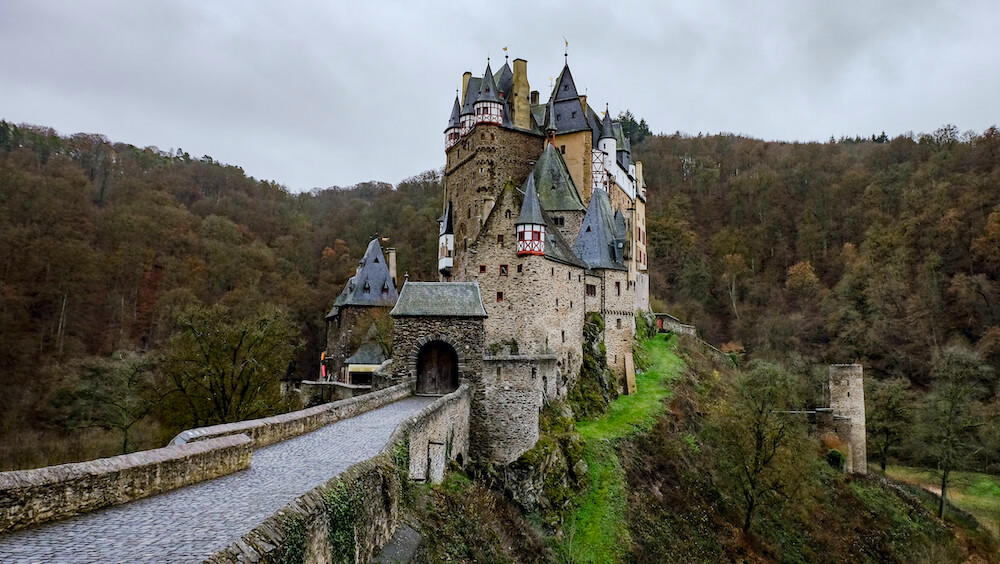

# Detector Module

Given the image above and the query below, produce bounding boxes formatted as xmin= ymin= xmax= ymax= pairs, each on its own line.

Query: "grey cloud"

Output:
xmin=1 ymin=0 xmax=997 ymax=191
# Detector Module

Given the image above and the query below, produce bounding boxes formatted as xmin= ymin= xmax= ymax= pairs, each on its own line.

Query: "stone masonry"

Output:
xmin=829 ymin=364 xmax=867 ymax=474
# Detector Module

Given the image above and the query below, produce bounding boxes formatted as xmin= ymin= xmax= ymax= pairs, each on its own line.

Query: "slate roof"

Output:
xmin=532 ymin=143 xmax=585 ymax=212
xmin=325 ymin=239 xmax=399 ymax=319
xmin=572 ymin=188 xmax=627 ymax=271
xmin=495 ymin=62 xmax=513 ymax=100
xmin=600 ymin=107 xmax=615 ymax=140
xmin=345 ymin=327 xmax=387 ymax=366
xmin=445 ymin=95 xmax=461 ymax=132
xmin=391 ymin=282 xmax=488 ymax=317
xmin=460 ymin=77 xmax=482 ymax=116
xmin=476 ymin=63 xmax=501 ymax=104
xmin=516 ymin=174 xmax=545 ymax=225
xmin=547 ymin=64 xmax=591 ymax=134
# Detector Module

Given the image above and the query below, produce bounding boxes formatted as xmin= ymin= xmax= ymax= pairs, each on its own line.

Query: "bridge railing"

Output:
xmin=170 ymin=379 xmax=414 ymax=448
xmin=0 ymin=434 xmax=252 ymax=534
xmin=205 ymin=381 xmax=472 ymax=564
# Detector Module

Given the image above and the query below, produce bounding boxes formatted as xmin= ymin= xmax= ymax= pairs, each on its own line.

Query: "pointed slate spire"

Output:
xmin=600 ymin=105 xmax=615 ymax=140
xmin=447 ymin=95 xmax=461 ymax=130
xmin=552 ymin=64 xmax=580 ymax=102
xmin=533 ymin=143 xmax=585 ymax=212
xmin=516 ymin=175 xmax=545 ymax=226
xmin=476 ymin=62 xmax=501 ymax=104
xmin=573 ymin=188 xmax=627 ymax=270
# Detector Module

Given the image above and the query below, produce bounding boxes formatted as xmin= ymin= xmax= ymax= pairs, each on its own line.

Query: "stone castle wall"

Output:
xmin=829 ymin=364 xmax=867 ymax=474
xmin=466 ymin=185 xmax=586 ymax=397
xmin=444 ymin=124 xmax=544 ymax=277
xmin=553 ymin=129 xmax=594 ymax=205
xmin=479 ymin=355 xmax=558 ymax=463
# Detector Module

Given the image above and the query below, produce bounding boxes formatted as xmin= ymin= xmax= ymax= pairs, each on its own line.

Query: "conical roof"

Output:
xmin=445 ymin=95 xmax=461 ymax=132
xmin=533 ymin=144 xmax=585 ymax=212
xmin=325 ymin=238 xmax=399 ymax=318
xmin=460 ymin=76 xmax=481 ymax=116
xmin=573 ymin=188 xmax=627 ymax=271
xmin=439 ymin=201 xmax=454 ymax=235
xmin=516 ymin=174 xmax=545 ymax=226
xmin=600 ymin=106 xmax=615 ymax=140
xmin=476 ymin=62 xmax=501 ymax=104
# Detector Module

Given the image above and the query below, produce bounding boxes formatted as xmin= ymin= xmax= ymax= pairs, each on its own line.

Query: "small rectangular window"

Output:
xmin=560 ymin=145 xmax=566 ymax=154
xmin=616 ymin=281 xmax=621 ymax=296
xmin=500 ymin=265 xmax=508 ymax=276
xmin=497 ymin=234 xmax=504 ymax=244
xmin=479 ymin=264 xmax=486 ymax=273
xmin=617 ymin=318 xmax=622 ymax=329
xmin=551 ymin=267 xmax=555 ymax=276
xmin=517 ymin=264 xmax=523 ymax=273
xmin=562 ymin=330 xmax=566 ymax=343
xmin=586 ymin=284 xmax=596 ymax=297
xmin=496 ymin=291 xmax=504 ymax=302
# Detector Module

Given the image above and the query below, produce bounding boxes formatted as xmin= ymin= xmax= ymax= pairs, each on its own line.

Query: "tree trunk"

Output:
xmin=938 ymin=468 xmax=949 ymax=518
xmin=742 ymin=500 xmax=755 ymax=533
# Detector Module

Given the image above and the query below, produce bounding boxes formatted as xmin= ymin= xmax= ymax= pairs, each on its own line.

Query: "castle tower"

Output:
xmin=515 ymin=175 xmax=545 ymax=256
xmin=829 ymin=364 xmax=867 ymax=474
xmin=474 ymin=62 xmax=503 ymax=125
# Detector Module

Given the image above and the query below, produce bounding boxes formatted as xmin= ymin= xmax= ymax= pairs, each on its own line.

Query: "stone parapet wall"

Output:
xmin=170 ymin=380 xmax=413 ymax=447
xmin=0 ymin=434 xmax=251 ymax=534
xmin=206 ymin=383 xmax=472 ymax=564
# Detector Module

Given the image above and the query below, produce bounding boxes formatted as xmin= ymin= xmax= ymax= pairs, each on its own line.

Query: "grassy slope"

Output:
xmin=886 ymin=465 xmax=1000 ymax=541
xmin=560 ymin=333 xmax=685 ymax=563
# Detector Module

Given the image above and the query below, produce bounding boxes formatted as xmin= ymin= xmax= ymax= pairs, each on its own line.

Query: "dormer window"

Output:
xmin=363 ymin=282 xmax=371 ymax=294
xmin=382 ymin=283 xmax=389 ymax=295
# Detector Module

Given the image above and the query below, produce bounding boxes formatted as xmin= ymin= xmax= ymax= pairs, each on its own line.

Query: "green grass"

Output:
xmin=886 ymin=465 xmax=1000 ymax=540
xmin=576 ymin=333 xmax=684 ymax=442
xmin=561 ymin=333 xmax=686 ymax=563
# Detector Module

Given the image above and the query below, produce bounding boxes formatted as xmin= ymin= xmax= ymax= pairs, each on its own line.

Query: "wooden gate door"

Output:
xmin=417 ymin=342 xmax=458 ymax=395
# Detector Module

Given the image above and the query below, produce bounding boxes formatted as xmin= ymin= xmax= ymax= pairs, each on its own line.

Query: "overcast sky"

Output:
xmin=2 ymin=1 xmax=998 ymax=191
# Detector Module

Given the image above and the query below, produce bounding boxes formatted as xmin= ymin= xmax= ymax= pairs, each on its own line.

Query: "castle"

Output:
xmin=437 ymin=55 xmax=649 ymax=395
xmin=319 ymin=54 xmax=649 ymax=463
xmin=320 ymin=55 xmax=866 ymax=472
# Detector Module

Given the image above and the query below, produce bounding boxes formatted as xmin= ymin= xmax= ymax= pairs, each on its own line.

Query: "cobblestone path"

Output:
xmin=0 ymin=396 xmax=435 ymax=563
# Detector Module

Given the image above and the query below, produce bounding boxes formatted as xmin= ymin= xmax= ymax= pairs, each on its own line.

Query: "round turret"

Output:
xmin=516 ymin=175 xmax=545 ymax=256
xmin=474 ymin=62 xmax=503 ymax=126
xmin=445 ymin=94 xmax=461 ymax=149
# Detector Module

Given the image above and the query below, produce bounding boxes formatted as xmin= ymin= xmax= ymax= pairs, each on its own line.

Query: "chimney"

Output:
xmin=461 ymin=72 xmax=472 ymax=102
xmin=530 ymin=90 xmax=539 ymax=105
xmin=512 ymin=58 xmax=531 ymax=130
xmin=387 ymin=248 xmax=397 ymax=289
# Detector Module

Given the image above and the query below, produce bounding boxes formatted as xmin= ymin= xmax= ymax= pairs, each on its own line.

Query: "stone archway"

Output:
xmin=416 ymin=340 xmax=459 ymax=395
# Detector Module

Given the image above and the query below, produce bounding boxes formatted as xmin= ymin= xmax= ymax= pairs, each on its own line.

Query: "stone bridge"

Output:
xmin=0 ymin=382 xmax=471 ymax=563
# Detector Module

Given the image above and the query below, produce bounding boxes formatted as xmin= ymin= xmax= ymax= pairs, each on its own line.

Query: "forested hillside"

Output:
xmin=637 ymin=126 xmax=1000 ymax=473
xmin=0 ymin=122 xmax=442 ymax=467
xmin=2 ymin=120 xmax=997 ymax=475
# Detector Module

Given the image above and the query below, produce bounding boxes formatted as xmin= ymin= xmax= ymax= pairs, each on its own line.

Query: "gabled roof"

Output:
xmin=551 ymin=64 xmax=580 ymax=102
xmin=325 ymin=238 xmax=399 ymax=318
xmin=390 ymin=282 xmax=488 ymax=318
xmin=532 ymin=144 xmax=585 ymax=212
xmin=573 ymin=188 xmax=627 ymax=271
xmin=476 ymin=63 xmax=501 ymax=104
xmin=516 ymin=175 xmax=545 ymax=225
xmin=445 ymin=95 xmax=461 ymax=132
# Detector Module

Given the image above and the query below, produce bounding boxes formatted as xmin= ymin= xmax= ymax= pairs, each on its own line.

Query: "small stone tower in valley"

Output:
xmin=829 ymin=364 xmax=867 ymax=474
